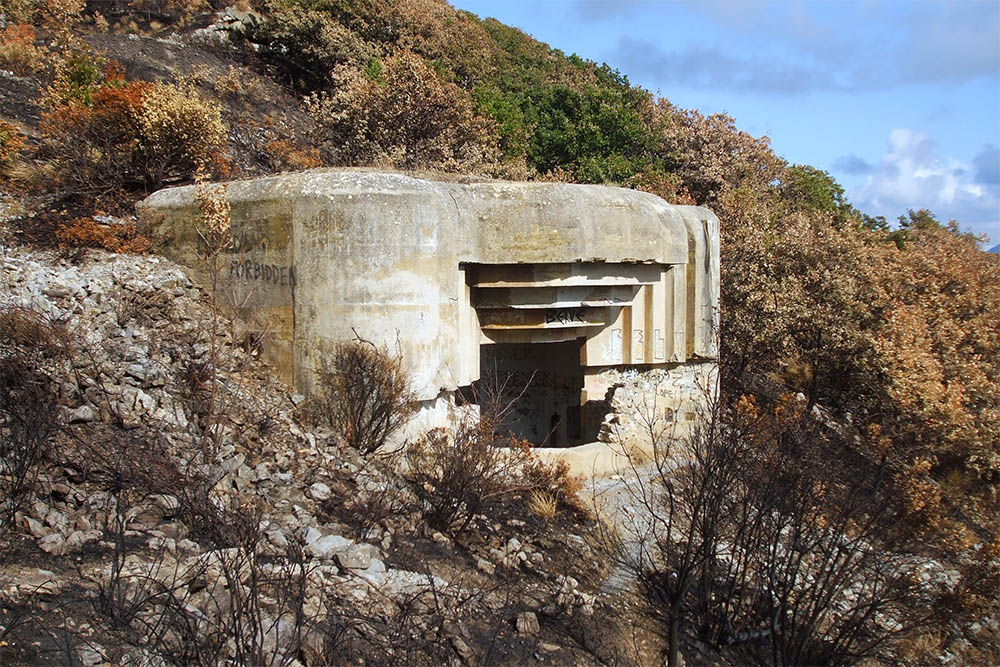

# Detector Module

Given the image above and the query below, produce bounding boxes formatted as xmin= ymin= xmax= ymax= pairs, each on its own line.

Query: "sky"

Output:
xmin=450 ymin=0 xmax=1000 ymax=244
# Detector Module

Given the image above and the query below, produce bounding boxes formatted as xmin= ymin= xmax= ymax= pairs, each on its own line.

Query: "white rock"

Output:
xmin=307 ymin=534 xmax=352 ymax=560
xmin=266 ymin=527 xmax=290 ymax=550
xmin=67 ymin=404 xmax=97 ymax=423
xmin=43 ymin=283 xmax=72 ymax=299
xmin=76 ymin=644 xmax=105 ymax=666
xmin=64 ymin=529 xmax=103 ymax=552
xmin=38 ymin=533 xmax=67 ymax=555
xmin=308 ymin=482 xmax=332 ymax=502
xmin=221 ymin=453 xmax=246 ymax=474
xmin=476 ymin=558 xmax=495 ymax=576
xmin=516 ymin=611 xmax=540 ymax=636
xmin=24 ymin=516 xmax=49 ymax=538
xmin=150 ymin=494 xmax=180 ymax=516
xmin=18 ymin=569 xmax=60 ymax=595
xmin=334 ymin=545 xmax=372 ymax=570
xmin=44 ymin=508 xmax=69 ymax=532
xmin=303 ymin=526 xmax=322 ymax=545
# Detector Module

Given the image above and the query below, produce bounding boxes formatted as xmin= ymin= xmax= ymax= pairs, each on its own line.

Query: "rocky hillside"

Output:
xmin=1 ymin=0 xmax=999 ymax=664
xmin=0 ymin=196 xmax=669 ymax=664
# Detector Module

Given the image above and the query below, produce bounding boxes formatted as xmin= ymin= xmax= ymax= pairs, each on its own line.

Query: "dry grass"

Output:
xmin=528 ymin=489 xmax=558 ymax=521
xmin=0 ymin=306 xmax=70 ymax=351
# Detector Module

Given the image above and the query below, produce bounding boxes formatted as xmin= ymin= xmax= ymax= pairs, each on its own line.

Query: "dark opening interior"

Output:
xmin=476 ymin=340 xmax=585 ymax=447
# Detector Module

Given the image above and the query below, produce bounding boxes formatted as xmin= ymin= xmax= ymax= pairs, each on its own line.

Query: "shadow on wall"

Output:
xmin=473 ymin=340 xmax=615 ymax=447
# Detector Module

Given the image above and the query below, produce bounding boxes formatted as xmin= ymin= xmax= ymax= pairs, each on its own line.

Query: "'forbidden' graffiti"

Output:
xmin=230 ymin=260 xmax=298 ymax=287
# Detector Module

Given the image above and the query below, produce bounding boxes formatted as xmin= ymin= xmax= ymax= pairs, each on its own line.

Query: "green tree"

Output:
xmin=778 ymin=164 xmax=859 ymax=227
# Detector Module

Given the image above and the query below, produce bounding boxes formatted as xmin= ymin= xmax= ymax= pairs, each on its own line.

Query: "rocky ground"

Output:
xmin=0 ymin=195 xmax=671 ymax=665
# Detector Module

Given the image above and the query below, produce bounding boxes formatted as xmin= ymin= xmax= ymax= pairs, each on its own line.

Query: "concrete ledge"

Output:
xmin=532 ymin=427 xmax=691 ymax=479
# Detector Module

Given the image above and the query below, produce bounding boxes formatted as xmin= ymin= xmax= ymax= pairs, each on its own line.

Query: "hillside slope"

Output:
xmin=0 ymin=221 xmax=664 ymax=664
xmin=1 ymin=0 xmax=999 ymax=664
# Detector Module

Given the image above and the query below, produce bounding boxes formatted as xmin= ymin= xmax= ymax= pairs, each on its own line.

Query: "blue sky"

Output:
xmin=451 ymin=0 xmax=1000 ymax=243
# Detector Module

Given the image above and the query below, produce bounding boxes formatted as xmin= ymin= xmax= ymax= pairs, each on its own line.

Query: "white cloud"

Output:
xmin=608 ymin=1 xmax=999 ymax=95
xmin=612 ymin=37 xmax=826 ymax=94
xmin=853 ymin=129 xmax=1000 ymax=240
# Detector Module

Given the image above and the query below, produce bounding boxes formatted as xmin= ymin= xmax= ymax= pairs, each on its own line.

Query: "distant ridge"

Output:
xmin=990 ymin=244 xmax=1000 ymax=254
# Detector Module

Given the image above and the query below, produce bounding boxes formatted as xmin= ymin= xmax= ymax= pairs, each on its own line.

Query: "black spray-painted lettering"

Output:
xmin=230 ymin=260 xmax=297 ymax=287
xmin=545 ymin=308 xmax=585 ymax=325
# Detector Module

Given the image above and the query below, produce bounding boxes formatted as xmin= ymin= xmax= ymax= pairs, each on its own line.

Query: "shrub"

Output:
xmin=649 ymin=100 xmax=784 ymax=207
xmin=192 ymin=174 xmax=231 ymax=461
xmin=313 ymin=339 xmax=415 ymax=455
xmin=137 ymin=81 xmax=227 ymax=184
xmin=524 ymin=81 xmax=656 ymax=184
xmin=869 ymin=215 xmax=1000 ymax=483
xmin=40 ymin=77 xmax=226 ymax=201
xmin=251 ymin=2 xmax=374 ymax=93
xmin=96 ymin=495 xmax=316 ymax=666
xmin=520 ymin=455 xmax=588 ymax=519
xmin=0 ymin=22 xmax=45 ymax=74
xmin=262 ymin=137 xmax=321 ymax=171
xmin=56 ymin=216 xmax=151 ymax=253
xmin=45 ymin=48 xmax=109 ymax=106
xmin=306 ymin=49 xmax=501 ymax=173
xmin=608 ymin=387 xmax=935 ymax=667
xmin=0 ymin=307 xmax=65 ymax=542
xmin=228 ymin=116 xmax=321 ymax=174
xmin=405 ymin=420 xmax=535 ymax=535
xmin=404 ymin=401 xmax=588 ymax=535
xmin=0 ymin=120 xmax=25 ymax=172
xmin=0 ymin=0 xmax=83 ymax=27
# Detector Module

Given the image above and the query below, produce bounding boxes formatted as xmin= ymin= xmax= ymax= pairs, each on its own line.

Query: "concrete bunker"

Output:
xmin=142 ymin=170 xmax=720 ymax=474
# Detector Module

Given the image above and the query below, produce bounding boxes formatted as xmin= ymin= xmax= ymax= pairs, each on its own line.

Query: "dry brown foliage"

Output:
xmin=56 ymin=216 xmax=151 ymax=253
xmin=0 ymin=120 xmax=26 ymax=176
xmin=306 ymin=49 xmax=501 ymax=173
xmin=312 ymin=339 xmax=415 ymax=455
xmin=251 ymin=0 xmax=375 ymax=92
xmin=0 ymin=22 xmax=46 ymax=75
xmin=40 ymin=75 xmax=226 ymax=201
xmin=720 ymin=178 xmax=999 ymax=535
xmin=405 ymin=405 xmax=585 ymax=535
xmin=0 ymin=0 xmax=83 ymax=27
xmin=647 ymin=99 xmax=784 ymax=206
xmin=405 ymin=420 xmax=535 ymax=535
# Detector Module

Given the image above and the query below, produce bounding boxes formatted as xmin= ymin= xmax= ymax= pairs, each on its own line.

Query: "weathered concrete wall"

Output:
xmin=532 ymin=362 xmax=718 ymax=477
xmin=143 ymin=171 xmax=716 ymax=388
xmin=142 ymin=169 xmax=719 ymax=458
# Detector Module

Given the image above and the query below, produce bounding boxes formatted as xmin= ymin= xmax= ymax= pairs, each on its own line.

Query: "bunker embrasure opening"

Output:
xmin=465 ymin=261 xmax=683 ymax=446
xmin=476 ymin=341 xmax=586 ymax=446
